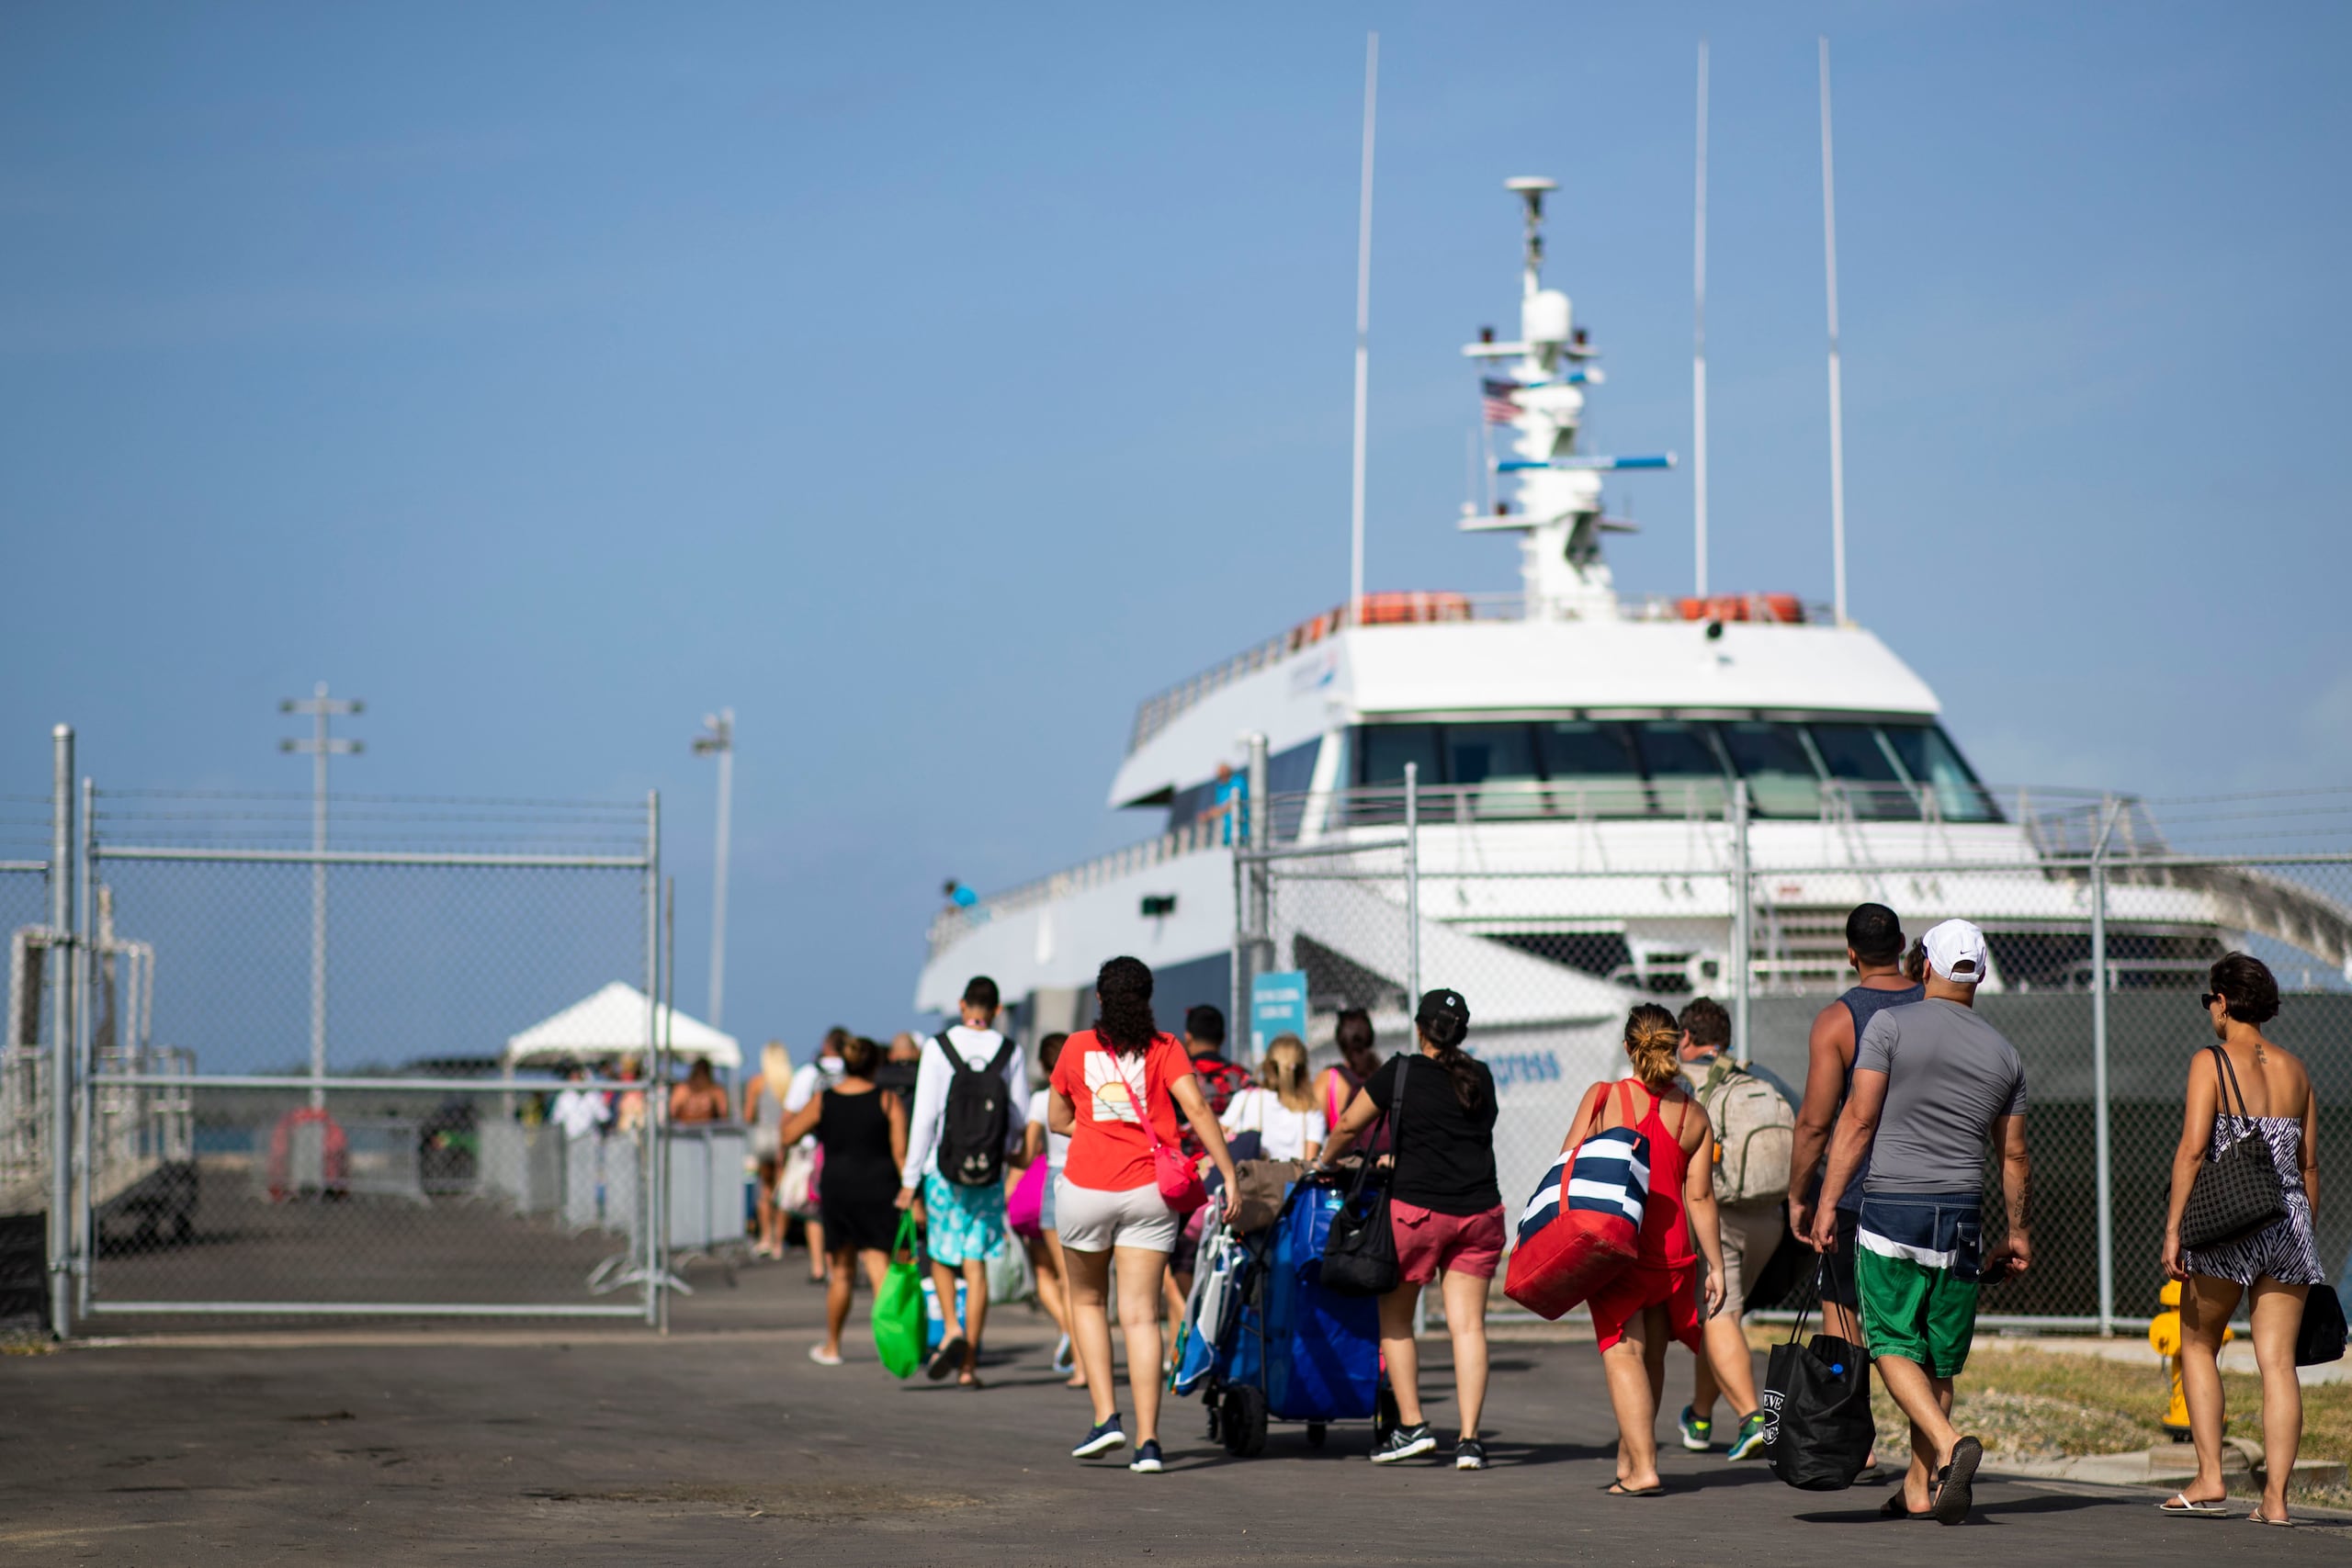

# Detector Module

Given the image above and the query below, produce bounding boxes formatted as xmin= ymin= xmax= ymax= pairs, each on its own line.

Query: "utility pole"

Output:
xmin=280 ymin=683 xmax=362 ymax=1109
xmin=692 ymin=709 xmax=734 ymax=1030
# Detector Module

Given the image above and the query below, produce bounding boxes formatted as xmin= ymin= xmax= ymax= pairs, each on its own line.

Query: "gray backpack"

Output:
xmin=1698 ymin=1056 xmax=1794 ymax=1203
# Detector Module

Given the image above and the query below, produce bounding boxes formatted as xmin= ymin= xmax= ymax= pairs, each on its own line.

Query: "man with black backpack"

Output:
xmin=897 ymin=976 xmax=1026 ymax=1385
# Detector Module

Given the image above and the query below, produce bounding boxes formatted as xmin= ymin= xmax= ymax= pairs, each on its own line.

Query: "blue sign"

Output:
xmin=1250 ymin=969 xmax=1308 ymax=1055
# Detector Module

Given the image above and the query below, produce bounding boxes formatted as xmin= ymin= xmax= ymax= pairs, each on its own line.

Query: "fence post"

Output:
xmin=1731 ymin=781 xmax=1751 ymax=1065
xmin=75 ymin=775 xmax=94 ymax=1320
xmin=47 ymin=725 xmax=74 ymax=1339
xmin=642 ymin=790 xmax=662 ymax=1328
xmin=1404 ymin=761 xmax=1419 ymax=1006
xmin=2090 ymin=795 xmax=2120 ymax=1337
xmin=1247 ymin=733 xmax=1271 ymax=1008
xmin=1228 ymin=852 xmax=1245 ymax=1053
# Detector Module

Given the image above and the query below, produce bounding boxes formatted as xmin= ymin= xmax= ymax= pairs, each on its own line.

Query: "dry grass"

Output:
xmin=1744 ymin=1327 xmax=2352 ymax=1511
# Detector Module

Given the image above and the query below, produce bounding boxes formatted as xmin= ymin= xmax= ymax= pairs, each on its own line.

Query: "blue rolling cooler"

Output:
xmin=1199 ymin=1178 xmax=1388 ymax=1456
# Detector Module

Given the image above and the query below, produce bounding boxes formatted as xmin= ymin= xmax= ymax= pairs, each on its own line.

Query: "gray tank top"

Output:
xmin=1831 ymin=982 xmax=1924 ymax=1211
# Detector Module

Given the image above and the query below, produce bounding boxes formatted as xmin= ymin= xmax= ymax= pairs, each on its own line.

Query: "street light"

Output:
xmin=280 ymin=682 xmax=363 ymax=1109
xmin=691 ymin=709 xmax=733 ymax=1030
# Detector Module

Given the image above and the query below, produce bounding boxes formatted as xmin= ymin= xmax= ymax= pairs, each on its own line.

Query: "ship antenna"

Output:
xmin=1693 ymin=36 xmax=1710 ymax=599
xmin=1820 ymin=35 xmax=1849 ymax=626
xmin=1348 ymin=31 xmax=1379 ymax=619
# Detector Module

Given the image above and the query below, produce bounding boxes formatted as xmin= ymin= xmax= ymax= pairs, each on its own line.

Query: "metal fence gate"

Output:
xmin=1236 ymin=766 xmax=2352 ymax=1332
xmin=21 ymin=735 xmax=675 ymax=1330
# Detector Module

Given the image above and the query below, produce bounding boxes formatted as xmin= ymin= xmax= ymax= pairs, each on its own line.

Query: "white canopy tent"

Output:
xmin=503 ymin=981 xmax=741 ymax=1074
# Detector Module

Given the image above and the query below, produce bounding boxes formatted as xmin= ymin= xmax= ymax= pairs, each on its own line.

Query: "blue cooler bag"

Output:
xmin=1265 ymin=1182 xmax=1381 ymax=1421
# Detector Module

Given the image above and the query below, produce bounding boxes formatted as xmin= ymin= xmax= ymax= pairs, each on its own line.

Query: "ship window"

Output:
xmin=1883 ymin=726 xmax=2000 ymax=822
xmin=1715 ymin=722 xmax=1823 ymax=818
xmin=1355 ymin=724 xmax=1442 ymax=789
xmin=1446 ymin=723 xmax=1545 ymax=818
xmin=1633 ymin=723 xmax=1731 ymax=816
xmin=1807 ymin=723 xmax=1918 ymax=820
xmin=1537 ymin=722 xmax=1648 ymax=816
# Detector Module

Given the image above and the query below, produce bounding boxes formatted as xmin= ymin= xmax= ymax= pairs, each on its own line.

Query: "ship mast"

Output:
xmin=1460 ymin=179 xmax=1674 ymax=620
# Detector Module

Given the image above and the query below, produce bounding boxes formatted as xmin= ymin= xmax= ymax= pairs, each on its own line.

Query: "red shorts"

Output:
xmin=1391 ymin=1201 xmax=1507 ymax=1283
xmin=1588 ymin=1260 xmax=1702 ymax=1352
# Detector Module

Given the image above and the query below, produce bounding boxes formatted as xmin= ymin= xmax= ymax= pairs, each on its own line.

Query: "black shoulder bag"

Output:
xmin=2177 ymin=1045 xmax=2287 ymax=1251
xmin=1320 ymin=1055 xmax=1408 ymax=1297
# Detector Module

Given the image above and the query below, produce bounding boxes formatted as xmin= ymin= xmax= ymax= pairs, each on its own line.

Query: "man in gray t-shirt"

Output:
xmin=1811 ymin=919 xmax=2031 ymax=1526
xmin=1854 ymin=998 xmax=2026 ymax=1194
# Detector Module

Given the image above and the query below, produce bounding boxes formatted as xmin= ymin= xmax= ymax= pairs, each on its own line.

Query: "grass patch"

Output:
xmin=1884 ymin=1346 xmax=2351 ymax=1509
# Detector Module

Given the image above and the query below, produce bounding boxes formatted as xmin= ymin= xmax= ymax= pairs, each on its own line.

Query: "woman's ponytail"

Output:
xmin=1623 ymin=1002 xmax=1680 ymax=1089
xmin=1416 ymin=1004 xmax=1486 ymax=1111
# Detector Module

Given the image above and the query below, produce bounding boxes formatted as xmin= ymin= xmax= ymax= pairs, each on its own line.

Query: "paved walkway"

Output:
xmin=7 ymin=1261 xmax=2346 ymax=1564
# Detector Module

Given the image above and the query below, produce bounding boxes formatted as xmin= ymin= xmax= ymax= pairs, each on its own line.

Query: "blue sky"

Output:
xmin=5 ymin=2 xmax=2347 ymax=1059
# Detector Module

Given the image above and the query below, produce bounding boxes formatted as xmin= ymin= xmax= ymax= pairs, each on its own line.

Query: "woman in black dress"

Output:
xmin=776 ymin=1035 xmax=907 ymax=1365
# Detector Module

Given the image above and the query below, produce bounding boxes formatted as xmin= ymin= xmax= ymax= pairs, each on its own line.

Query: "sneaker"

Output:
xmin=1370 ymin=1422 xmax=1435 ymax=1464
xmin=1453 ymin=1438 xmax=1487 ymax=1472
xmin=1725 ymin=1411 xmax=1768 ymax=1461
xmin=1678 ymin=1405 xmax=1713 ymax=1452
xmin=1071 ymin=1415 xmax=1127 ymax=1459
xmin=806 ymin=1344 xmax=843 ymax=1367
xmin=1128 ymin=1439 xmax=1164 ymax=1473
xmin=1051 ymin=1333 xmax=1075 ymax=1374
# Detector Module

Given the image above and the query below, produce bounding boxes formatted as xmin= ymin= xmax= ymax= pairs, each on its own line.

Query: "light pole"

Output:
xmin=280 ymin=683 xmax=362 ymax=1109
xmin=692 ymin=709 xmax=733 ymax=1030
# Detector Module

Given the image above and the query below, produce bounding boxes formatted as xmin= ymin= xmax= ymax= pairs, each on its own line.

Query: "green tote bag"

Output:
xmin=872 ymin=1213 xmax=926 ymax=1379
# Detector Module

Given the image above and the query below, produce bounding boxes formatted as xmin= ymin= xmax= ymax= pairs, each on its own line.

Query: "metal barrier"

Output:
xmin=66 ymin=783 xmax=666 ymax=1326
xmin=1233 ymin=774 xmax=2352 ymax=1331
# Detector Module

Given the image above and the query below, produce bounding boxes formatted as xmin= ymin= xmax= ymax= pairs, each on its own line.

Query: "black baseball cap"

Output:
xmin=1414 ymin=988 xmax=1470 ymax=1031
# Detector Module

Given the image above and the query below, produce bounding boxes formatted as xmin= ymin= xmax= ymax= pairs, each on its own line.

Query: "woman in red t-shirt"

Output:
xmin=1047 ymin=955 xmax=1241 ymax=1474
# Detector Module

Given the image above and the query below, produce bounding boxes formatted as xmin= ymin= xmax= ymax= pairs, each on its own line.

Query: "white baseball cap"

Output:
xmin=1920 ymin=919 xmax=1990 ymax=985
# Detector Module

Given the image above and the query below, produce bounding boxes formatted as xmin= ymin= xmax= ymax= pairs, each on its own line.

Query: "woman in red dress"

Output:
xmin=1560 ymin=1003 xmax=1727 ymax=1495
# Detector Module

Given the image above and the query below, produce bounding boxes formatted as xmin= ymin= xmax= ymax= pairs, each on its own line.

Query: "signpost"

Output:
xmin=1249 ymin=969 xmax=1307 ymax=1055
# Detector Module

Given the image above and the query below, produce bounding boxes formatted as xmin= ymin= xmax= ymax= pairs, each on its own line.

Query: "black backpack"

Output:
xmin=936 ymin=1032 xmax=1019 ymax=1188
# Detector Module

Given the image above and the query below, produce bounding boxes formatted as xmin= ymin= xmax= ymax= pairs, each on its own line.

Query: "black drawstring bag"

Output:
xmin=1320 ymin=1056 xmax=1409 ymax=1297
xmin=1763 ymin=1259 xmax=1876 ymax=1491
xmin=2178 ymin=1046 xmax=2288 ymax=1250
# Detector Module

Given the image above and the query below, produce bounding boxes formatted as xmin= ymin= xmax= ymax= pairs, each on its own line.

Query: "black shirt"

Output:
xmin=1363 ymin=1051 xmax=1500 ymax=1216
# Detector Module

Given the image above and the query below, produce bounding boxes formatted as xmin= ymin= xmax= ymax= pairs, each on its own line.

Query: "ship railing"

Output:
xmin=1125 ymin=592 xmax=1838 ymax=756
xmin=926 ymin=818 xmax=1234 ymax=956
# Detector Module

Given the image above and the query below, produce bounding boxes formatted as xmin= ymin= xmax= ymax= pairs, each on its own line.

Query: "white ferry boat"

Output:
xmin=915 ymin=179 xmax=2350 ymax=1209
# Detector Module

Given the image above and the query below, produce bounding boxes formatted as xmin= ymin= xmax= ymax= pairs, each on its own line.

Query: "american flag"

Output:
xmin=1481 ymin=378 xmax=1519 ymax=424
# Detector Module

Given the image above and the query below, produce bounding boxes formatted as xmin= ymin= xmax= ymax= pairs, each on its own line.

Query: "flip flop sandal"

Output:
xmin=1929 ymin=1436 xmax=1983 ymax=1526
xmin=2157 ymin=1494 xmax=2229 ymax=1517
xmin=1606 ymin=1483 xmax=1667 ymax=1496
xmin=2247 ymin=1512 xmax=2294 ymax=1528
xmin=1881 ymin=1490 xmax=1928 ymax=1518
xmin=925 ymin=1337 xmax=967 ymax=1382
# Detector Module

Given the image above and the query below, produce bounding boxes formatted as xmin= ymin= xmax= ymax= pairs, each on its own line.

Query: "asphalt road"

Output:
xmin=6 ymin=1260 xmax=2346 ymax=1565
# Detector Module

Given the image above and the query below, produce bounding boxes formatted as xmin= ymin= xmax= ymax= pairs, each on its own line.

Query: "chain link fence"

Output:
xmin=1242 ymin=779 xmax=2352 ymax=1329
xmin=72 ymin=785 xmax=665 ymax=1324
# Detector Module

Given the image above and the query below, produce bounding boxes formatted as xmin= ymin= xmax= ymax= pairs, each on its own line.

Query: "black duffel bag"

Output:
xmin=2297 ymin=1283 xmax=2346 ymax=1368
xmin=1321 ymin=1056 xmax=1410 ymax=1296
xmin=1763 ymin=1260 xmax=1875 ymax=1491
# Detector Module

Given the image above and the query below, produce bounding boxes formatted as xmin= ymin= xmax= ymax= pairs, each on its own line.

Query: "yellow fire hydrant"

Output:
xmin=2149 ymin=1280 xmax=2233 ymax=1438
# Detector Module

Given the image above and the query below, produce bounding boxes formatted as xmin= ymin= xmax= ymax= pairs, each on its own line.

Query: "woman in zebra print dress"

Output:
xmin=2160 ymin=953 xmax=2322 ymax=1527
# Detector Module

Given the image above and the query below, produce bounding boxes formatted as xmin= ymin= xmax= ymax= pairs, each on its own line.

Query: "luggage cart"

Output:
xmin=1182 ymin=1175 xmax=1395 ymax=1457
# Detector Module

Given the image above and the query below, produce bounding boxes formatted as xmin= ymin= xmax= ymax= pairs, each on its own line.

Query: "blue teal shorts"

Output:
xmin=923 ymin=1170 xmax=1008 ymax=1266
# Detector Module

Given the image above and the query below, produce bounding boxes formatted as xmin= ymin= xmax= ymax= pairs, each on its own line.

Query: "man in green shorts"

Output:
xmin=1813 ymin=919 xmax=2030 ymax=1526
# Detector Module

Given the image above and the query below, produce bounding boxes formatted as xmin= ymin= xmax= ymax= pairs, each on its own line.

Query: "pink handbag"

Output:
xmin=1113 ymin=1044 xmax=1206 ymax=1217
xmin=1007 ymin=1157 xmax=1047 ymax=1240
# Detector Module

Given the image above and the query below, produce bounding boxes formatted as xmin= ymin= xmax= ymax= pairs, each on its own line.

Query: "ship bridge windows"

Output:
xmin=1343 ymin=717 xmax=2000 ymax=824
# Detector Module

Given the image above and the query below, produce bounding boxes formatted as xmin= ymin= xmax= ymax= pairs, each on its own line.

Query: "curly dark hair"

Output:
xmin=1679 ymin=996 xmax=1730 ymax=1051
xmin=2209 ymin=952 xmax=2280 ymax=1025
xmin=1094 ymin=955 xmax=1158 ymax=1056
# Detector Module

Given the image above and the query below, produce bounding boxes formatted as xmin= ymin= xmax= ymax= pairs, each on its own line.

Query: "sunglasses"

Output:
xmin=2199 ymin=993 xmax=2223 ymax=1010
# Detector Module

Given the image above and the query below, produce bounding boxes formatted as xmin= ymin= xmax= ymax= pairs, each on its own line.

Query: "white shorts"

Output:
xmin=1053 ymin=1175 xmax=1179 ymax=1254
